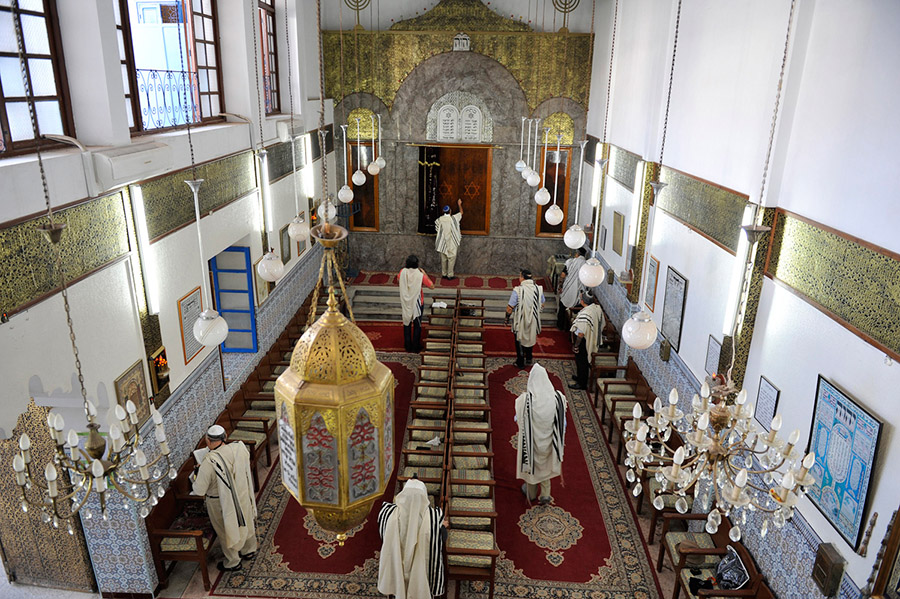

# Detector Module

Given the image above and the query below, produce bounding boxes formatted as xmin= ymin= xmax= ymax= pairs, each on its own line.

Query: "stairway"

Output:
xmin=336 ymin=285 xmax=559 ymax=325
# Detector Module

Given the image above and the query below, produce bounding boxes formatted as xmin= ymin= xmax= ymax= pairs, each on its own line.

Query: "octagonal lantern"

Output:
xmin=275 ymin=286 xmax=395 ymax=542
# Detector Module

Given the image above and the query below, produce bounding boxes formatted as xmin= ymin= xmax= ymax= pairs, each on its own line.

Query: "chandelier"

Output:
xmin=8 ymin=0 xmax=173 ymax=528
xmin=624 ymin=358 xmax=815 ymax=542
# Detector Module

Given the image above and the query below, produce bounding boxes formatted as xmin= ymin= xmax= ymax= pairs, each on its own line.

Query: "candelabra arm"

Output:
xmin=109 ymin=474 xmax=154 ymax=502
xmin=330 ymin=251 xmax=355 ymax=322
xmin=712 ymin=461 xmax=725 ymax=507
xmin=50 ymin=476 xmax=95 ymax=519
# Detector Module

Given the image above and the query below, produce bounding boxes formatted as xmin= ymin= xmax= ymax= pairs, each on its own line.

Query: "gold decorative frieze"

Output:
xmin=347 ymin=108 xmax=378 ymax=139
xmin=628 ymin=161 xmax=655 ymax=304
xmin=656 ymin=167 xmax=748 ymax=253
xmin=608 ymin=145 xmax=640 ymax=191
xmin=0 ymin=192 xmax=130 ymax=314
xmin=323 ymin=29 xmax=592 ymax=112
xmin=266 ymin=137 xmax=308 ymax=183
xmin=544 ymin=112 xmax=574 ymax=145
xmin=768 ymin=211 xmax=900 ymax=357
xmin=389 ymin=0 xmax=531 ymax=32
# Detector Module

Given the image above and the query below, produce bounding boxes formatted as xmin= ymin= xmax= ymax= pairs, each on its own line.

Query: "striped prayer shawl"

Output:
xmin=560 ymin=256 xmax=586 ymax=308
xmin=519 ymin=392 xmax=536 ymax=475
xmin=551 ymin=391 xmax=566 ymax=463
xmin=570 ymin=303 xmax=605 ymax=355
xmin=377 ymin=501 xmax=446 ymax=597
xmin=511 ymin=281 xmax=542 ymax=347
xmin=209 ymin=452 xmax=245 ymax=527
xmin=435 ymin=214 xmax=461 ymax=254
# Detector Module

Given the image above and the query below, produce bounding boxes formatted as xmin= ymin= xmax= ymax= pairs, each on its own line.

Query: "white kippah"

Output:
xmin=207 ymin=424 xmax=226 ymax=438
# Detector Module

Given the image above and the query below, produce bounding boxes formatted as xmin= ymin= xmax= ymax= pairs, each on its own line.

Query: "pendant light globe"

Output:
xmin=374 ymin=155 xmax=386 ymax=169
xmin=564 ymin=225 xmax=586 ymax=249
xmin=545 ymin=204 xmax=564 ymax=226
xmin=535 ymin=187 xmax=551 ymax=205
xmin=288 ymin=215 xmax=310 ymax=241
xmin=337 ymin=185 xmax=354 ymax=203
xmin=526 ymin=170 xmax=541 ymax=187
xmin=257 ymin=250 xmax=286 ymax=282
xmin=579 ymin=257 xmax=606 ymax=287
xmin=351 ymin=169 xmax=366 ymax=186
xmin=193 ymin=310 xmax=229 ymax=347
xmin=366 ymin=161 xmax=381 ymax=176
xmin=622 ymin=311 xmax=658 ymax=350
xmin=317 ymin=200 xmax=337 ymax=222
xmin=515 ymin=159 xmax=527 ymax=173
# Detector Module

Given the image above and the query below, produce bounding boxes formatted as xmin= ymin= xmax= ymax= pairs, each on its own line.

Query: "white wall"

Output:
xmin=743 ymin=279 xmax=900 ymax=584
xmin=594 ymin=177 xmax=634 ymax=275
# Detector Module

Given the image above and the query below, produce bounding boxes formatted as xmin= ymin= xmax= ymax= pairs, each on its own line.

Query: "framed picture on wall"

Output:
xmin=661 ymin=267 xmax=688 ymax=353
xmin=252 ymin=256 xmax=271 ymax=306
xmin=806 ymin=375 xmax=883 ymax=549
xmin=645 ymin=254 xmax=660 ymax=312
xmin=177 ymin=286 xmax=203 ymax=365
xmin=114 ymin=360 xmax=151 ymax=432
xmin=755 ymin=376 xmax=780 ymax=432
xmin=613 ymin=211 xmax=625 ymax=256
xmin=600 ymin=225 xmax=608 ymax=251
xmin=705 ymin=335 xmax=722 ymax=376
xmin=280 ymin=224 xmax=291 ymax=265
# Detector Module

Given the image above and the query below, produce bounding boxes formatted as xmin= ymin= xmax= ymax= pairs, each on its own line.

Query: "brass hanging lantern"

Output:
xmin=275 ymin=223 xmax=395 ymax=544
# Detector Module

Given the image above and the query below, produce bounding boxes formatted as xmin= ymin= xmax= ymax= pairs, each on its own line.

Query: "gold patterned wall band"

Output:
xmin=267 ymin=137 xmax=309 ymax=183
xmin=544 ymin=112 xmax=575 ymax=145
xmin=607 ymin=144 xmax=640 ymax=191
xmin=390 ymin=0 xmax=532 ymax=32
xmin=0 ymin=192 xmax=130 ymax=315
xmin=347 ymin=108 xmax=378 ymax=139
xmin=655 ymin=167 xmax=749 ymax=253
xmin=767 ymin=210 xmax=900 ymax=358
xmin=628 ymin=161 xmax=657 ymax=305
xmin=323 ymin=28 xmax=592 ymax=113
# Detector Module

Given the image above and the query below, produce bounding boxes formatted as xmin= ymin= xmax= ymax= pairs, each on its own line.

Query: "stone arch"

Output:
xmin=533 ymin=97 xmax=587 ymax=143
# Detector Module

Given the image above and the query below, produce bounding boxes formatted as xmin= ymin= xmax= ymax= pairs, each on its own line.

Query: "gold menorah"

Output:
xmin=551 ymin=0 xmax=580 ymax=32
xmin=344 ymin=0 xmax=371 ymax=29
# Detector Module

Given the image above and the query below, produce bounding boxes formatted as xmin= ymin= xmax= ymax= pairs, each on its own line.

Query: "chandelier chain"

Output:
xmin=58 ymin=251 xmax=89 ymax=415
xmin=285 ymin=0 xmax=294 ymax=130
xmin=250 ymin=0 xmax=264 ymax=149
xmin=316 ymin=0 xmax=329 ymax=198
xmin=601 ymin=0 xmax=618 ymax=144
xmin=658 ymin=0 xmax=683 ymax=166
xmin=174 ymin=9 xmax=196 ymax=177
xmin=757 ymin=0 xmax=797 ymax=206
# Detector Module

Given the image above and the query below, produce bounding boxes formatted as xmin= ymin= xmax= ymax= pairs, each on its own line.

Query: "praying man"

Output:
xmin=569 ymin=292 xmax=606 ymax=390
xmin=515 ymin=363 xmax=568 ymax=505
xmin=377 ymin=478 xmax=448 ymax=599
xmin=557 ymin=247 xmax=587 ymax=329
xmin=434 ymin=198 xmax=463 ymax=280
xmin=505 ymin=268 xmax=545 ymax=369
xmin=191 ymin=425 xmax=258 ymax=572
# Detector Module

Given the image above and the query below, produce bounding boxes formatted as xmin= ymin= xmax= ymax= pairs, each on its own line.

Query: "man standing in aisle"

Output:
xmin=505 ymin=268 xmax=545 ymax=369
xmin=398 ymin=254 xmax=434 ymax=353
xmin=557 ymin=247 xmax=587 ymax=329
xmin=377 ymin=477 xmax=448 ymax=599
xmin=515 ymin=363 xmax=568 ymax=505
xmin=192 ymin=425 xmax=258 ymax=572
xmin=435 ymin=198 xmax=463 ymax=280
xmin=569 ymin=292 xmax=606 ymax=390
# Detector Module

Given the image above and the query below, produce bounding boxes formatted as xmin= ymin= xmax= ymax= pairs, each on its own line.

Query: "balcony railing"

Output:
xmin=136 ymin=68 xmax=200 ymax=131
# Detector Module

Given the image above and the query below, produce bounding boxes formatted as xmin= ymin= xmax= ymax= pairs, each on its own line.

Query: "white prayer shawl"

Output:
xmin=377 ymin=479 xmax=445 ymax=599
xmin=192 ymin=442 xmax=257 ymax=553
xmin=515 ymin=364 xmax=567 ymax=485
xmin=399 ymin=268 xmax=425 ymax=326
xmin=560 ymin=256 xmax=586 ymax=308
xmin=512 ymin=280 xmax=543 ymax=347
xmin=570 ymin=303 xmax=606 ymax=355
xmin=434 ymin=213 xmax=461 ymax=255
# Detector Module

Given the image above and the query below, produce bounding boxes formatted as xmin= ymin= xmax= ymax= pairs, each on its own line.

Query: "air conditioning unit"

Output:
xmin=91 ymin=142 xmax=172 ymax=192
xmin=276 ymin=119 xmax=305 ymax=142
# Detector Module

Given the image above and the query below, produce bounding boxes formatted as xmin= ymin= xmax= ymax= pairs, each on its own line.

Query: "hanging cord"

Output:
xmin=175 ymin=8 xmax=197 ymax=179
xmin=339 ymin=0 xmax=346 ymax=125
xmin=250 ymin=0 xmax=264 ymax=149
xmin=12 ymin=0 xmax=88 ymax=415
xmin=658 ymin=0 xmax=683 ymax=166
xmin=601 ymin=0 xmax=618 ymax=144
xmin=757 ymin=0 xmax=797 ymax=206
xmin=316 ymin=0 xmax=328 ymax=191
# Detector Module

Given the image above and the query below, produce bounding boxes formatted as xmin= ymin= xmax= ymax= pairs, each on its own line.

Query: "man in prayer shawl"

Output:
xmin=192 ymin=425 xmax=258 ymax=572
xmin=377 ymin=478 xmax=448 ymax=599
xmin=515 ymin=363 xmax=567 ymax=505
xmin=398 ymin=254 xmax=434 ymax=352
xmin=557 ymin=247 xmax=587 ymax=329
xmin=434 ymin=198 xmax=463 ymax=280
xmin=569 ymin=292 xmax=606 ymax=390
xmin=505 ymin=268 xmax=545 ymax=369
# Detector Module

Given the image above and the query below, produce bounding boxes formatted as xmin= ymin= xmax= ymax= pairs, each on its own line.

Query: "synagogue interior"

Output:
xmin=1 ymin=1 xmax=899 ymax=599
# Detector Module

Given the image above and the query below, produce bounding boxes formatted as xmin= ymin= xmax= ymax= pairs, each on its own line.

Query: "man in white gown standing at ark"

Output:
xmin=435 ymin=198 xmax=463 ymax=280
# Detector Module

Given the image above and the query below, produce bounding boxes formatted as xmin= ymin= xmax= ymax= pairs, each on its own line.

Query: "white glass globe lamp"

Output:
xmin=527 ymin=170 xmax=541 ymax=187
xmin=374 ymin=155 xmax=386 ymax=169
xmin=534 ymin=187 xmax=551 ymax=206
xmin=514 ymin=159 xmax=526 ymax=173
xmin=564 ymin=225 xmax=586 ymax=249
xmin=367 ymin=161 xmax=381 ymax=176
xmin=351 ymin=169 xmax=366 ymax=186
xmin=193 ymin=309 xmax=229 ymax=347
xmin=521 ymin=166 xmax=533 ymax=181
xmin=256 ymin=250 xmax=285 ymax=282
xmin=622 ymin=311 xmax=658 ymax=350
xmin=545 ymin=204 xmax=564 ymax=226
xmin=579 ymin=257 xmax=606 ymax=287
xmin=288 ymin=215 xmax=309 ymax=241
xmin=317 ymin=200 xmax=337 ymax=222
xmin=337 ymin=184 xmax=354 ymax=203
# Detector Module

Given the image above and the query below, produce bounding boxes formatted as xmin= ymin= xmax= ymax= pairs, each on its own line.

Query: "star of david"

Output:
xmin=438 ymin=181 xmax=453 ymax=200
xmin=463 ymin=181 xmax=480 ymax=199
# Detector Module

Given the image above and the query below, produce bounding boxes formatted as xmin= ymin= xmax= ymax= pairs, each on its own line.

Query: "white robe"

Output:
xmin=560 ymin=256 xmax=586 ymax=308
xmin=515 ymin=364 xmax=567 ymax=486
xmin=377 ymin=479 xmax=445 ymax=599
xmin=434 ymin=213 xmax=462 ymax=255
xmin=512 ymin=280 xmax=543 ymax=347
xmin=570 ymin=303 xmax=606 ymax=355
xmin=399 ymin=268 xmax=425 ymax=326
xmin=192 ymin=442 xmax=257 ymax=556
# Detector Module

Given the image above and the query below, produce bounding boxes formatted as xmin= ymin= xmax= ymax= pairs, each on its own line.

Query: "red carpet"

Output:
xmin=351 ymin=270 xmax=549 ymax=290
xmin=357 ymin=322 xmax=410 ymax=352
xmin=482 ymin=325 xmax=573 ymax=359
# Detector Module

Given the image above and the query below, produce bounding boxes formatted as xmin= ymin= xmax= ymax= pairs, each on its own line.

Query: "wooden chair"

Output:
xmin=673 ymin=541 xmax=765 ymax=599
xmin=657 ymin=513 xmax=731 ymax=574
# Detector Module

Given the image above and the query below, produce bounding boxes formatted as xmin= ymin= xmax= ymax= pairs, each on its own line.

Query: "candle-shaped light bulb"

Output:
xmin=781 ymin=470 xmax=795 ymax=491
xmin=86 ymin=400 xmax=98 ymax=418
xmin=91 ymin=459 xmax=106 ymax=492
xmin=631 ymin=403 xmax=642 ymax=431
xmin=52 ymin=414 xmax=65 ymax=445
xmin=742 ymin=401 xmax=755 ymax=420
xmin=44 ymin=462 xmax=58 ymax=498
xmin=653 ymin=397 xmax=663 ymax=413
xmin=66 ymin=430 xmax=79 ymax=459
xmin=694 ymin=412 xmax=709 ymax=444
xmin=731 ymin=467 xmax=748 ymax=503
xmin=155 ymin=427 xmax=170 ymax=455
xmin=109 ymin=423 xmax=124 ymax=453
xmin=151 ymin=408 xmax=163 ymax=425
xmin=668 ymin=389 xmax=679 ymax=419
xmin=803 ymin=453 xmax=816 ymax=469
xmin=125 ymin=400 xmax=138 ymax=424
xmin=700 ymin=381 xmax=710 ymax=398
xmin=12 ymin=454 xmax=26 ymax=486
xmin=637 ymin=424 xmax=648 ymax=442
xmin=671 ymin=446 xmax=685 ymax=477
xmin=770 ymin=414 xmax=782 ymax=432
xmin=736 ymin=389 xmax=748 ymax=405
xmin=19 ymin=433 xmax=31 ymax=452
xmin=135 ymin=449 xmax=149 ymax=480
xmin=788 ymin=429 xmax=801 ymax=445
xmin=91 ymin=459 xmax=104 ymax=478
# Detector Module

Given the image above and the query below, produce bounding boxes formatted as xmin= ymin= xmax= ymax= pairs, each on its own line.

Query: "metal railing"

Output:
xmin=135 ymin=68 xmax=200 ymax=131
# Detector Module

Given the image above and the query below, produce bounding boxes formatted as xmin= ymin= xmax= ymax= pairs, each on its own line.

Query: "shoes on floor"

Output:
xmin=445 ymin=276 xmax=457 ymax=280
xmin=240 ymin=552 xmax=256 ymax=560
xmin=514 ymin=361 xmax=525 ymax=369
xmin=568 ymin=383 xmax=587 ymax=390
xmin=538 ymin=496 xmax=552 ymax=505
xmin=217 ymin=562 xmax=242 ymax=572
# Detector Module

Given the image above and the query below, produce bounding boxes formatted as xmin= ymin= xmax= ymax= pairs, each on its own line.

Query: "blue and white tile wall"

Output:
xmin=588 ymin=254 xmax=862 ymax=599
xmin=81 ymin=244 xmax=322 ymax=596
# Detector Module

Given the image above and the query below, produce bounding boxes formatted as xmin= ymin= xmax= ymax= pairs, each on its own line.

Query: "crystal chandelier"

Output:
xmin=624 ymin=366 xmax=816 ymax=542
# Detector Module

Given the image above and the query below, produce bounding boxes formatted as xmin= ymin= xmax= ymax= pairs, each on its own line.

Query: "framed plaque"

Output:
xmin=661 ymin=267 xmax=688 ymax=353
xmin=645 ymin=254 xmax=660 ymax=312
xmin=114 ymin=360 xmax=151 ymax=432
xmin=705 ymin=335 xmax=722 ymax=376
xmin=178 ymin=286 xmax=203 ymax=365
xmin=755 ymin=376 xmax=780 ymax=432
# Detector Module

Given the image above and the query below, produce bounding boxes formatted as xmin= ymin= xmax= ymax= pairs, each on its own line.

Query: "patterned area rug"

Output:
xmin=211 ymin=356 xmax=661 ymax=599
xmin=351 ymin=270 xmax=550 ymax=290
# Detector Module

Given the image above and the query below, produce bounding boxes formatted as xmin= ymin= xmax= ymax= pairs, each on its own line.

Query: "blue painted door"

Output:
xmin=210 ymin=246 xmax=258 ymax=353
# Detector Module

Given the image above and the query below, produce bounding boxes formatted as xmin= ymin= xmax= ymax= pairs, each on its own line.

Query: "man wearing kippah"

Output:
xmin=505 ymin=268 xmax=545 ymax=369
xmin=434 ymin=198 xmax=463 ymax=280
xmin=569 ymin=291 xmax=606 ymax=390
xmin=192 ymin=425 xmax=258 ymax=572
